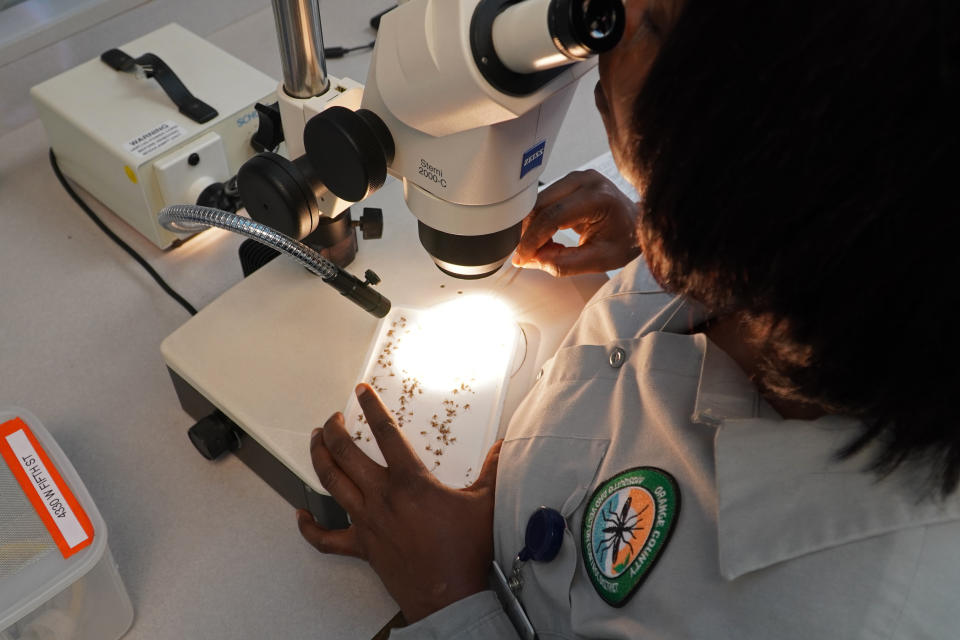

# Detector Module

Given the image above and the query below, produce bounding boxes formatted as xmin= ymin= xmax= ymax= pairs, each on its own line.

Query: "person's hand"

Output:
xmin=512 ymin=169 xmax=641 ymax=276
xmin=296 ymin=383 xmax=502 ymax=624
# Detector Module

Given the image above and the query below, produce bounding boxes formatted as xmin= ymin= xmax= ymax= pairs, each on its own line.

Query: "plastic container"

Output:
xmin=0 ymin=408 xmax=133 ymax=640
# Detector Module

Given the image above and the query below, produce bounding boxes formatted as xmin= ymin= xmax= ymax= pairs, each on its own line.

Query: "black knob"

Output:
xmin=357 ymin=207 xmax=384 ymax=240
xmin=303 ymin=107 xmax=395 ymax=203
xmin=188 ymin=411 xmax=240 ymax=460
xmin=237 ymin=152 xmax=320 ymax=240
xmin=196 ymin=180 xmax=243 ymax=212
xmin=251 ymin=102 xmax=285 ymax=152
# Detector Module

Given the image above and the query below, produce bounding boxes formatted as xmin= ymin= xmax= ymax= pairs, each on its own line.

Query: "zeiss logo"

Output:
xmin=520 ymin=140 xmax=546 ymax=178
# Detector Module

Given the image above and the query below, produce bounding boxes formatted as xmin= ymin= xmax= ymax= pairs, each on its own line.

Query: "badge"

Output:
xmin=581 ymin=466 xmax=680 ymax=607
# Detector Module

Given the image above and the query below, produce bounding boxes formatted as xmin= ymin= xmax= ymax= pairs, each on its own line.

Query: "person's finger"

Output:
xmin=296 ymin=510 xmax=366 ymax=558
xmin=532 ymin=240 xmax=621 ymax=277
xmin=532 ymin=171 xmax=593 ymax=212
xmin=514 ymin=189 xmax=605 ymax=264
xmin=466 ymin=440 xmax=502 ymax=493
xmin=354 ymin=384 xmax=425 ymax=473
xmin=515 ymin=171 xmax=608 ymax=266
xmin=310 ymin=421 xmax=365 ymax=513
xmin=321 ymin=408 xmax=384 ymax=489
xmin=515 ymin=173 xmax=595 ymax=264
xmin=532 ymin=170 xmax=607 ymax=215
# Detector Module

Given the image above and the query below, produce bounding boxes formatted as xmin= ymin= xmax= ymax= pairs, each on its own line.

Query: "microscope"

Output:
xmin=161 ymin=0 xmax=623 ymax=527
xmin=235 ymin=0 xmax=624 ymax=280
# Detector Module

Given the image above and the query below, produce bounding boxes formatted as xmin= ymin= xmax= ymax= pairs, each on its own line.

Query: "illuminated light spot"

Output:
xmin=392 ymin=295 xmax=520 ymax=391
xmin=124 ymin=166 xmax=138 ymax=183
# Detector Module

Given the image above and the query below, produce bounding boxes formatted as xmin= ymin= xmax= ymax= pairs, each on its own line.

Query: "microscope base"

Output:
xmin=160 ymin=181 xmax=608 ymax=530
xmin=168 ymin=368 xmax=349 ymax=528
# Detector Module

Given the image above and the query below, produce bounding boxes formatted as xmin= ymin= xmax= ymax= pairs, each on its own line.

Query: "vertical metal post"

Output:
xmin=270 ymin=0 xmax=330 ymax=98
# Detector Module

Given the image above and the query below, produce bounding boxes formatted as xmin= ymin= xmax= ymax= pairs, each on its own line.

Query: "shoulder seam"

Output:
xmin=581 ymin=289 xmax=668 ymax=313
xmin=886 ymin=526 xmax=928 ymax=640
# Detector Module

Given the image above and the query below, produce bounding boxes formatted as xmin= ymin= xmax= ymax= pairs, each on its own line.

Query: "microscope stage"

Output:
xmin=160 ymin=181 xmax=606 ymax=514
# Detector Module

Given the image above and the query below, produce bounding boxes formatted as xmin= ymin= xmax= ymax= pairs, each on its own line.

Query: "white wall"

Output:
xmin=0 ymin=0 xmax=271 ymax=137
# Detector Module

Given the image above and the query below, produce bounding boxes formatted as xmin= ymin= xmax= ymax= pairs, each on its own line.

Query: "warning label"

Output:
xmin=123 ymin=120 xmax=186 ymax=158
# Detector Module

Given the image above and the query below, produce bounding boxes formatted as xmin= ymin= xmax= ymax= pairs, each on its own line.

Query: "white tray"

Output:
xmin=343 ymin=297 xmax=523 ymax=488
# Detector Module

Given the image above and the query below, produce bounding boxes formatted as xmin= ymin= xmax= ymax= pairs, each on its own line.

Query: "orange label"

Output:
xmin=0 ymin=418 xmax=94 ymax=558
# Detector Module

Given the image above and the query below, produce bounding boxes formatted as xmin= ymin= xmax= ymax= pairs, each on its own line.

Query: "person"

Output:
xmin=296 ymin=0 xmax=960 ymax=637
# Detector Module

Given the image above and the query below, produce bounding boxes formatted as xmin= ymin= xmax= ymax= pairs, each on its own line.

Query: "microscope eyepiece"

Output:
xmin=483 ymin=0 xmax=625 ymax=79
xmin=585 ymin=0 xmax=619 ymax=40
xmin=550 ymin=0 xmax=624 ymax=59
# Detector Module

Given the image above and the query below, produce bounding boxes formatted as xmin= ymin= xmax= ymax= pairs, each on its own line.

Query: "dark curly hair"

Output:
xmin=632 ymin=0 xmax=960 ymax=494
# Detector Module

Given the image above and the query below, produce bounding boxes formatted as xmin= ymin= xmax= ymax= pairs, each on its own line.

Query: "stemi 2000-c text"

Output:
xmin=419 ymin=159 xmax=447 ymax=188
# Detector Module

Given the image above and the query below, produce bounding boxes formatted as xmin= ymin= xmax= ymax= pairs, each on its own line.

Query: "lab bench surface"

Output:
xmin=0 ymin=4 xmax=610 ymax=640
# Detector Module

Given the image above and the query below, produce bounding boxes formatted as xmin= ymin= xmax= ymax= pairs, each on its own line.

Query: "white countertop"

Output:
xmin=0 ymin=4 xmax=611 ymax=639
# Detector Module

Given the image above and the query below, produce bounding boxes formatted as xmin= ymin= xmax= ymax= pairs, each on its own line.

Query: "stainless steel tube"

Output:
xmin=158 ymin=205 xmax=338 ymax=279
xmin=271 ymin=0 xmax=330 ymax=98
xmin=158 ymin=205 xmax=392 ymax=317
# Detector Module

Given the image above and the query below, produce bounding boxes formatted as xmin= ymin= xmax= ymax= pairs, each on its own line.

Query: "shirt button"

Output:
xmin=608 ymin=347 xmax=626 ymax=368
xmin=536 ymin=368 xmax=544 ymax=381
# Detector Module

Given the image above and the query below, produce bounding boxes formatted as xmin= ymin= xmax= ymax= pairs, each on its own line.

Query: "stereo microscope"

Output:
xmin=234 ymin=0 xmax=624 ymax=280
xmin=161 ymin=0 xmax=623 ymax=527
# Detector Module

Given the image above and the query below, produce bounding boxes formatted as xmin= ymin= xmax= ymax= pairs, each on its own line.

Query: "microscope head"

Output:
xmin=367 ymin=0 xmax=624 ymax=278
xmin=248 ymin=0 xmax=625 ymax=279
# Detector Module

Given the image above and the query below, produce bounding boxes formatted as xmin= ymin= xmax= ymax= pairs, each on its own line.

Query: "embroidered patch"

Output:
xmin=581 ymin=466 xmax=680 ymax=607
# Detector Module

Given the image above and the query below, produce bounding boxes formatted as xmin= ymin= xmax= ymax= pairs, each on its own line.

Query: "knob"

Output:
xmin=251 ymin=102 xmax=285 ymax=152
xmin=196 ymin=180 xmax=242 ymax=212
xmin=237 ymin=152 xmax=320 ymax=239
xmin=188 ymin=411 xmax=240 ymax=460
xmin=356 ymin=206 xmax=384 ymax=240
xmin=303 ymin=107 xmax=395 ymax=203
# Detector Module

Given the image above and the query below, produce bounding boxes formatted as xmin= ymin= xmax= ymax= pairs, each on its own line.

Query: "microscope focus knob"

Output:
xmin=356 ymin=207 xmax=384 ymax=240
xmin=303 ymin=106 xmax=395 ymax=203
xmin=188 ymin=411 xmax=241 ymax=461
xmin=236 ymin=152 xmax=320 ymax=239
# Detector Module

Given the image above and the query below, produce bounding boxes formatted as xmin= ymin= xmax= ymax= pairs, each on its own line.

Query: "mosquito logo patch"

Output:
xmin=581 ymin=466 xmax=680 ymax=607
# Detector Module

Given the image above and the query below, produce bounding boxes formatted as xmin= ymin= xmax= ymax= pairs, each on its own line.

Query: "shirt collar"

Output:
xmin=692 ymin=339 xmax=960 ymax=580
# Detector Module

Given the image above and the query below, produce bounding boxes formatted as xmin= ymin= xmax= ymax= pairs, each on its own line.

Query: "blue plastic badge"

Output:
xmin=520 ymin=140 xmax=546 ymax=178
xmin=519 ymin=506 xmax=566 ymax=563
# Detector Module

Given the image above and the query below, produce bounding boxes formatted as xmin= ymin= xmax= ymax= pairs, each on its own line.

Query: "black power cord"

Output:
xmin=323 ymin=4 xmax=395 ymax=58
xmin=323 ymin=41 xmax=375 ymax=58
xmin=370 ymin=5 xmax=396 ymax=30
xmin=49 ymin=149 xmax=199 ymax=316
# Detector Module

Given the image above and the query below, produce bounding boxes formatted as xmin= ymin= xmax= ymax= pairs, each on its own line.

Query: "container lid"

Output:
xmin=0 ymin=408 xmax=107 ymax=630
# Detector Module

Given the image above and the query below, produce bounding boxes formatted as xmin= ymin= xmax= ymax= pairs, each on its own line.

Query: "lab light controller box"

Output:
xmin=30 ymin=23 xmax=277 ymax=248
xmin=0 ymin=408 xmax=134 ymax=639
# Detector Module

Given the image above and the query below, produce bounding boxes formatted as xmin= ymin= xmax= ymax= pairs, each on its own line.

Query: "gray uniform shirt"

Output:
xmin=393 ymin=257 xmax=960 ymax=639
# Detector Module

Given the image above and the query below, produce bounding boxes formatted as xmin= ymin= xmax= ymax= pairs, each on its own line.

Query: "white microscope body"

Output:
xmin=263 ymin=0 xmax=623 ymax=278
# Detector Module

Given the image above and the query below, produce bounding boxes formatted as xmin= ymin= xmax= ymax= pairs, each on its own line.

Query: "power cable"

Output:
xmin=323 ymin=41 xmax=375 ymax=58
xmin=49 ymin=149 xmax=199 ymax=316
